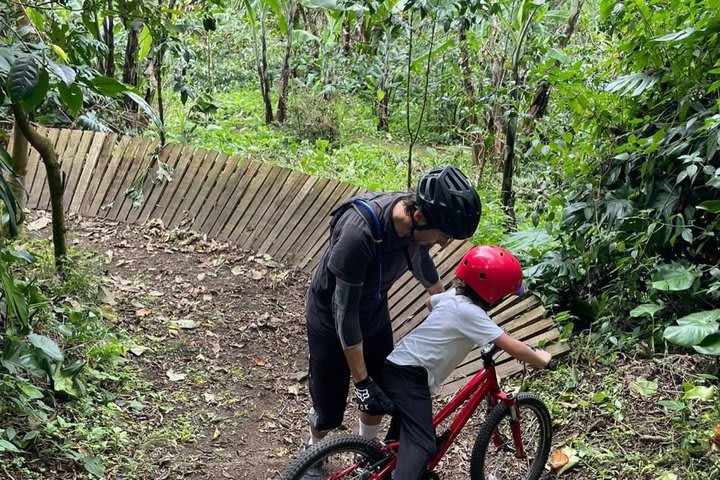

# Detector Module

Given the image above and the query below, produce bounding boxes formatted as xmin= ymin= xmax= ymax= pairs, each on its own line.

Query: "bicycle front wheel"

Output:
xmin=281 ymin=434 xmax=389 ymax=480
xmin=469 ymin=393 xmax=552 ymax=480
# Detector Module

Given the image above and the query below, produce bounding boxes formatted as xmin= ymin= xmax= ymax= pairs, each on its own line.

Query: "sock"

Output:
xmin=307 ymin=432 xmax=323 ymax=447
xmin=358 ymin=419 xmax=381 ymax=440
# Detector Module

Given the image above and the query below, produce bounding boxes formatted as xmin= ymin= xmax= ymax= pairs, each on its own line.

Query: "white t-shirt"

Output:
xmin=386 ymin=289 xmax=503 ymax=394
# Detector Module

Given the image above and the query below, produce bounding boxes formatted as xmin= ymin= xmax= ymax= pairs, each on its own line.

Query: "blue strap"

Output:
xmin=352 ymin=199 xmax=383 ymax=300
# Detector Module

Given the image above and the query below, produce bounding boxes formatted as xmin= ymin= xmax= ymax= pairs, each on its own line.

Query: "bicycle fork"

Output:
xmin=492 ymin=393 xmax=527 ymax=459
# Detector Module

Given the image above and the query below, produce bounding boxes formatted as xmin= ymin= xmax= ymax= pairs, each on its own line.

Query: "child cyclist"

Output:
xmin=382 ymin=245 xmax=553 ymax=480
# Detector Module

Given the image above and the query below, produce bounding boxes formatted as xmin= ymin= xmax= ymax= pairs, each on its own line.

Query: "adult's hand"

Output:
xmin=354 ymin=377 xmax=395 ymax=415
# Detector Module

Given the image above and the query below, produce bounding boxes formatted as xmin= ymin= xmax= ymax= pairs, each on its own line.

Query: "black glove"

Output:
xmin=354 ymin=377 xmax=395 ymax=415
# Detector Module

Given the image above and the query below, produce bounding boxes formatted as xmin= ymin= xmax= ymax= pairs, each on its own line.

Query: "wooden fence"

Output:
xmin=14 ymin=127 xmax=569 ymax=393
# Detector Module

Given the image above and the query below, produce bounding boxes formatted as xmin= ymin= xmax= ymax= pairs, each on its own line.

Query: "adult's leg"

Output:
xmin=307 ymin=321 xmax=350 ymax=439
xmin=359 ymin=321 xmax=395 ymax=430
xmin=383 ymin=361 xmax=435 ymax=480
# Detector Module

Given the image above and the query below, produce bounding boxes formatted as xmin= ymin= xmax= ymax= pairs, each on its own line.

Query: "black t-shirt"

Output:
xmin=306 ymin=192 xmax=438 ymax=337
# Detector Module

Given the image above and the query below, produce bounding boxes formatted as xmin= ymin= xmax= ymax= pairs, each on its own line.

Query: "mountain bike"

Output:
xmin=282 ymin=344 xmax=552 ymax=480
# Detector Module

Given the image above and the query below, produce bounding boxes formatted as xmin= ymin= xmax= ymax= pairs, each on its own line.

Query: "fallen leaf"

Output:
xmin=197 ymin=272 xmax=206 ymax=281
xmin=254 ymin=358 xmax=266 ymax=366
xmin=211 ymin=342 xmax=221 ymax=356
xmin=204 ymin=393 xmax=216 ymax=403
xmin=166 ymin=370 xmax=186 ymax=382
xmin=231 ymin=266 xmax=243 ymax=276
xmin=135 ymin=307 xmax=152 ymax=318
xmin=148 ymin=290 xmax=164 ymax=297
xmin=129 ymin=346 xmax=150 ymax=356
xmin=710 ymin=423 xmax=720 ymax=446
xmin=27 ymin=217 xmax=51 ymax=231
xmin=288 ymin=385 xmax=301 ymax=395
xmin=212 ymin=427 xmax=221 ymax=440
xmin=251 ymin=269 xmax=266 ymax=280
xmin=170 ymin=319 xmax=198 ymax=330
xmin=548 ymin=449 xmax=569 ymax=471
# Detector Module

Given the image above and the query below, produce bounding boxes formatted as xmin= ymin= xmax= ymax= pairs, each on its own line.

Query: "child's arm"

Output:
xmin=492 ymin=333 xmax=552 ymax=369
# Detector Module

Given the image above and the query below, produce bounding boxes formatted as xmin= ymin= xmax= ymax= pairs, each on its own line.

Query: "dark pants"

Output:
xmin=383 ymin=360 xmax=435 ymax=480
xmin=307 ymin=320 xmax=394 ymax=431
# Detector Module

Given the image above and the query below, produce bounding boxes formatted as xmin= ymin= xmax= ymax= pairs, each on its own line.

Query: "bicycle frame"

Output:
xmin=363 ymin=345 xmax=525 ymax=479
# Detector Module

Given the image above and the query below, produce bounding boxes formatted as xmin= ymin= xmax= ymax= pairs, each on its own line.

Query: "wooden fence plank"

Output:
xmin=147 ymin=144 xmax=195 ymax=223
xmin=197 ymin=158 xmax=249 ymax=234
xmin=39 ymin=129 xmax=77 ymax=210
xmin=209 ymin=160 xmax=261 ymax=239
xmin=27 ymin=128 xmax=58 ymax=209
xmin=184 ymin=151 xmax=229 ymax=229
xmin=64 ymin=131 xmax=101 ymax=214
xmin=163 ymin=147 xmax=211 ymax=228
xmin=242 ymin=168 xmax=300 ymax=250
xmin=254 ymin=173 xmax=315 ymax=254
xmin=297 ymin=184 xmax=362 ymax=271
xmin=190 ymin=153 xmax=238 ymax=232
xmin=115 ymin=139 xmax=161 ymax=222
xmin=71 ymin=132 xmax=115 ymax=215
xmin=84 ymin=136 xmax=133 ymax=216
xmin=272 ymin=177 xmax=335 ymax=260
xmin=30 ymin=129 xmax=67 ymax=209
xmin=60 ymin=130 xmax=94 ymax=212
xmin=132 ymin=143 xmax=184 ymax=224
xmin=169 ymin=149 xmax=220 ymax=229
xmin=292 ymin=182 xmax=356 ymax=267
xmin=235 ymin=166 xmax=293 ymax=246
xmin=98 ymin=137 xmax=148 ymax=218
xmin=219 ymin=162 xmax=274 ymax=241
xmin=263 ymin=176 xmax=322 ymax=257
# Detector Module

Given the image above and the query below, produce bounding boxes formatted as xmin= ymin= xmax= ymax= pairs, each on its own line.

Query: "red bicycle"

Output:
xmin=282 ymin=344 xmax=552 ymax=480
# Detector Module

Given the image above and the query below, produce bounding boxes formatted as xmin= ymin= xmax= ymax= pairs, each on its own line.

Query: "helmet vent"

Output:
xmin=479 ymin=273 xmax=486 ymax=279
xmin=463 ymin=260 xmax=469 ymax=265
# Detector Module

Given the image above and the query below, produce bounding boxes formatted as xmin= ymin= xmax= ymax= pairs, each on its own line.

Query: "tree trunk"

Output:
xmin=12 ymin=105 xmax=67 ymax=266
xmin=342 ymin=14 xmax=351 ymax=56
xmin=10 ymin=121 xmax=28 ymax=215
xmin=122 ymin=17 xmax=140 ymax=112
xmin=377 ymin=30 xmax=390 ymax=132
xmin=487 ymin=15 xmax=505 ymax=161
xmin=458 ymin=20 xmax=482 ymax=167
xmin=527 ymin=0 xmax=584 ymax=121
xmin=260 ymin=9 xmax=274 ymax=124
xmin=104 ymin=0 xmax=115 ymax=77
xmin=276 ymin=0 xmax=298 ymax=124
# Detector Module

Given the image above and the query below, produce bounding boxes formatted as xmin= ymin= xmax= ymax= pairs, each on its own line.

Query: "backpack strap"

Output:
xmin=351 ymin=199 xmax=383 ymax=300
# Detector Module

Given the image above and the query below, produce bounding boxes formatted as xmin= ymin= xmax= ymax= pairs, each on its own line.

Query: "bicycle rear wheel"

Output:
xmin=469 ymin=393 xmax=552 ymax=480
xmin=281 ymin=435 xmax=390 ymax=480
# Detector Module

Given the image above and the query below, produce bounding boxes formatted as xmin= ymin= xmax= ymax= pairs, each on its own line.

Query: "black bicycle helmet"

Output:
xmin=416 ymin=166 xmax=481 ymax=239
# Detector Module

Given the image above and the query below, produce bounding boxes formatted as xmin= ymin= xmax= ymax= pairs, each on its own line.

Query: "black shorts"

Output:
xmin=307 ymin=317 xmax=394 ymax=431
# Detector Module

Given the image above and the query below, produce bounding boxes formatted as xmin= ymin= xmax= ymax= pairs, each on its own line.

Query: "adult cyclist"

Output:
xmin=302 ymin=166 xmax=482 ymax=478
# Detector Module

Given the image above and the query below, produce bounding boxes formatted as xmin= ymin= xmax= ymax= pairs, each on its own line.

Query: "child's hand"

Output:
xmin=535 ymin=349 xmax=553 ymax=369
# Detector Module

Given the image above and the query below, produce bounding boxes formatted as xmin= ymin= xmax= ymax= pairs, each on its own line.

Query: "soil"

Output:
xmin=14 ymin=212 xmax=720 ymax=480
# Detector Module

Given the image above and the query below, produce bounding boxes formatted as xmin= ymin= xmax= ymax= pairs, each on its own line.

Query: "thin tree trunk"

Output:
xmin=342 ymin=14 xmax=351 ymax=56
xmin=12 ymin=105 xmax=66 ymax=265
xmin=487 ymin=15 xmax=505 ymax=161
xmin=10 ymin=122 xmax=28 ymax=216
xmin=276 ymin=0 xmax=298 ymax=124
xmin=122 ymin=17 xmax=140 ymax=112
xmin=377 ymin=33 xmax=390 ymax=132
xmin=104 ymin=0 xmax=115 ymax=77
xmin=458 ymin=19 xmax=482 ymax=167
xmin=528 ymin=0 xmax=584 ymax=121
xmin=260 ymin=9 xmax=273 ymax=124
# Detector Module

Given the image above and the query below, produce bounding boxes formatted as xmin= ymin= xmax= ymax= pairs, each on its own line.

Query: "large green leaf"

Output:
xmin=694 ymin=333 xmax=720 ymax=355
xmin=47 ymin=60 xmax=75 ymax=87
xmin=697 ymin=200 xmax=720 ymax=213
xmin=138 ymin=25 xmax=152 ymax=62
xmin=27 ymin=334 xmax=63 ymax=362
xmin=123 ymin=91 xmax=164 ymax=133
xmin=58 ymin=82 xmax=83 ymax=116
xmin=630 ymin=303 xmax=663 ymax=318
xmin=650 ymin=264 xmax=698 ymax=291
xmin=664 ymin=324 xmax=718 ymax=348
xmin=8 ymin=55 xmax=39 ymax=102
xmin=606 ymin=72 xmax=659 ymax=97
xmin=91 ymin=76 xmax=128 ymax=96
xmin=652 ymin=28 xmax=695 ymax=42
xmin=676 ymin=309 xmax=720 ymax=325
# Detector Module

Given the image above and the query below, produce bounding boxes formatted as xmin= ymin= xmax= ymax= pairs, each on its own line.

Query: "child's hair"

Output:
xmin=453 ymin=278 xmax=492 ymax=310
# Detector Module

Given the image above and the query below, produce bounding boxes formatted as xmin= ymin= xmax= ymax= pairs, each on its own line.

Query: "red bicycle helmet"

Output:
xmin=455 ymin=246 xmax=524 ymax=305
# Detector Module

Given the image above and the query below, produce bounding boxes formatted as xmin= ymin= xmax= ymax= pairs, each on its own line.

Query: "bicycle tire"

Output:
xmin=469 ymin=393 xmax=552 ymax=480
xmin=282 ymin=435 xmax=389 ymax=480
